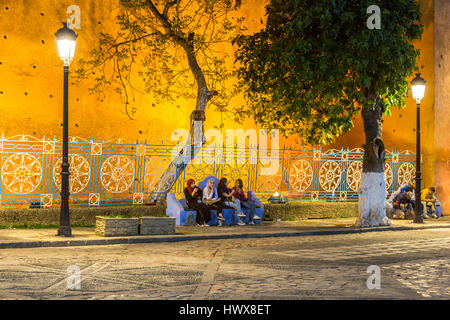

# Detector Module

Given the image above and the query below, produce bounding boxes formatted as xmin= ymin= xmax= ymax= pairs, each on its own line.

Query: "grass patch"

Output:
xmin=103 ymin=214 xmax=133 ymax=219
xmin=72 ymin=222 xmax=95 ymax=228
xmin=11 ymin=223 xmax=59 ymax=229
xmin=0 ymin=223 xmax=94 ymax=229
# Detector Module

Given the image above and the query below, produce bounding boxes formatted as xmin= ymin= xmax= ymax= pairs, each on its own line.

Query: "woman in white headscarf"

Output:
xmin=203 ymin=178 xmax=226 ymax=226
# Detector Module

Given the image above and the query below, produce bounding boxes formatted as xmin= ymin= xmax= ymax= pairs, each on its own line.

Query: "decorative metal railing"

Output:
xmin=0 ymin=135 xmax=417 ymax=207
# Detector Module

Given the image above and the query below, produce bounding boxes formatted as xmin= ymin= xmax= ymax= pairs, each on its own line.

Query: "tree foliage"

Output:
xmin=233 ymin=0 xmax=424 ymax=145
xmin=75 ymin=0 xmax=245 ymax=120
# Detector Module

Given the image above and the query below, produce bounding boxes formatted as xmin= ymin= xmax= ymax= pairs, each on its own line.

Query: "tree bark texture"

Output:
xmin=356 ymin=97 xmax=391 ymax=227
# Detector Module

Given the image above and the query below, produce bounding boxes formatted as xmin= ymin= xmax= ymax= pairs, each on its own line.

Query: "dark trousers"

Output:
xmin=393 ymin=202 xmax=413 ymax=213
xmin=208 ymin=202 xmax=226 ymax=215
xmin=188 ymin=202 xmax=212 ymax=225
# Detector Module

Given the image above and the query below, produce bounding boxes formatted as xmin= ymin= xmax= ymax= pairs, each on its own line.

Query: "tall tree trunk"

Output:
xmin=146 ymin=2 xmax=213 ymax=203
xmin=151 ymin=109 xmax=206 ymax=204
xmin=356 ymin=96 xmax=391 ymax=227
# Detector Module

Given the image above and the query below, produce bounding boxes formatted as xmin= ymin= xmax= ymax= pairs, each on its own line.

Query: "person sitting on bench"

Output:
xmin=232 ymin=179 xmax=261 ymax=225
xmin=184 ymin=179 xmax=211 ymax=227
xmin=421 ymin=187 xmax=437 ymax=219
xmin=203 ymin=178 xmax=226 ymax=226
xmin=218 ymin=177 xmax=246 ymax=226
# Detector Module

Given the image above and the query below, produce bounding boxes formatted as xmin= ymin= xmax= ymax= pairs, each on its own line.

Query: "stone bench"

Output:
xmin=166 ymin=175 xmax=264 ymax=226
xmin=96 ymin=216 xmax=176 ymax=237
xmin=139 ymin=216 xmax=175 ymax=235
xmin=95 ymin=216 xmax=139 ymax=237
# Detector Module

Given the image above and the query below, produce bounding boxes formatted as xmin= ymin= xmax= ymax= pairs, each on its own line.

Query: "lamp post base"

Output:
xmin=57 ymin=226 xmax=73 ymax=237
xmin=413 ymin=216 xmax=424 ymax=224
xmin=413 ymin=200 xmax=424 ymax=224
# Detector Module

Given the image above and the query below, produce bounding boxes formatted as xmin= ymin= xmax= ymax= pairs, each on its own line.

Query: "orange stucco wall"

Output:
xmin=0 ymin=0 xmax=268 ymax=143
xmin=434 ymin=0 xmax=450 ymax=212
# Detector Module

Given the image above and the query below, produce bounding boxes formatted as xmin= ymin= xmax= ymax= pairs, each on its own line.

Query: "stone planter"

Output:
xmin=139 ymin=216 xmax=176 ymax=235
xmin=95 ymin=216 xmax=139 ymax=237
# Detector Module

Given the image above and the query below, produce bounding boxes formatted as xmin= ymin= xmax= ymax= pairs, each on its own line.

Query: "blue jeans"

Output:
xmin=241 ymin=201 xmax=256 ymax=222
xmin=224 ymin=200 xmax=244 ymax=223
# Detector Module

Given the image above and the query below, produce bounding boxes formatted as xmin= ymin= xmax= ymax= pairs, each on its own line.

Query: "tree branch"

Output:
xmin=146 ymin=0 xmax=212 ymax=110
xmin=146 ymin=0 xmax=174 ymax=32
xmin=112 ymin=32 xmax=160 ymax=48
xmin=163 ymin=0 xmax=179 ymax=18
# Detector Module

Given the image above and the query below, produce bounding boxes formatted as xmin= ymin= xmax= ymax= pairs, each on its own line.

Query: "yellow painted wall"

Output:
xmin=0 ymin=0 xmax=268 ymax=143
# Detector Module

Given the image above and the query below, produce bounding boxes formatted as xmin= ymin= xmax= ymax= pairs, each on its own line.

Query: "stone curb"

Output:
xmin=0 ymin=224 xmax=449 ymax=250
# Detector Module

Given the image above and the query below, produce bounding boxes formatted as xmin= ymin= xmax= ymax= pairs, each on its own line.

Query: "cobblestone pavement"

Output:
xmin=0 ymin=229 xmax=448 ymax=300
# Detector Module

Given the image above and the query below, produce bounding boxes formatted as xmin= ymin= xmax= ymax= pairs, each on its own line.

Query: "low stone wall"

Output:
xmin=263 ymin=202 xmax=359 ymax=221
xmin=0 ymin=202 xmax=359 ymax=227
xmin=0 ymin=205 xmax=165 ymax=228
xmin=95 ymin=216 xmax=139 ymax=237
xmin=140 ymin=217 xmax=176 ymax=235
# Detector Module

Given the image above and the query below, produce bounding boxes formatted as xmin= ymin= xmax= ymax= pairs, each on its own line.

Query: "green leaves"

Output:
xmin=234 ymin=0 xmax=423 ymax=145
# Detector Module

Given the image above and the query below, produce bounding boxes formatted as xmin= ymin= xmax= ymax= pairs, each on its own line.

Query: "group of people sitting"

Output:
xmin=183 ymin=177 xmax=261 ymax=227
xmin=388 ymin=185 xmax=442 ymax=220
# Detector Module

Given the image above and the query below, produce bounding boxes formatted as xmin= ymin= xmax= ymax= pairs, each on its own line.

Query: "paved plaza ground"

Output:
xmin=0 ymin=226 xmax=448 ymax=300
xmin=0 ymin=217 xmax=449 ymax=247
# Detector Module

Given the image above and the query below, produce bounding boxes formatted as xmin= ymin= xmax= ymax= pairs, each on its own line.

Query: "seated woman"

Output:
xmin=183 ymin=179 xmax=211 ymax=227
xmin=203 ymin=178 xmax=226 ymax=226
xmin=232 ymin=179 xmax=261 ymax=225
xmin=217 ymin=177 xmax=246 ymax=226
xmin=392 ymin=191 xmax=413 ymax=219
xmin=387 ymin=184 xmax=414 ymax=218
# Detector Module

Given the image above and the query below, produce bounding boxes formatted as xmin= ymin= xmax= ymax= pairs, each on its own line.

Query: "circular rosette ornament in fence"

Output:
xmin=187 ymin=165 xmax=211 ymax=182
xmin=223 ymin=164 xmax=250 ymax=184
xmin=53 ymin=155 xmax=91 ymax=194
xmin=319 ymin=161 xmax=341 ymax=191
xmin=101 ymin=156 xmax=135 ymax=193
xmin=289 ymin=160 xmax=313 ymax=192
xmin=2 ymin=153 xmax=42 ymax=194
xmin=347 ymin=161 xmax=363 ymax=192
xmin=398 ymin=162 xmax=416 ymax=187
xmin=347 ymin=161 xmax=393 ymax=191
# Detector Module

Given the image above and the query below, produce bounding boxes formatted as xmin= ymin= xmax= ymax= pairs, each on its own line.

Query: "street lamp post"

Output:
xmin=55 ymin=23 xmax=78 ymax=237
xmin=411 ymin=73 xmax=426 ymax=224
